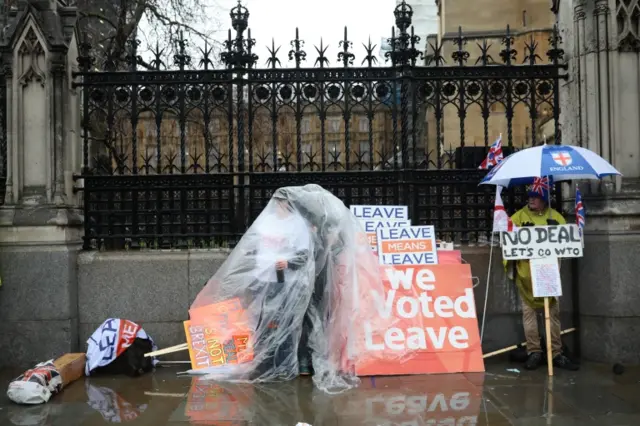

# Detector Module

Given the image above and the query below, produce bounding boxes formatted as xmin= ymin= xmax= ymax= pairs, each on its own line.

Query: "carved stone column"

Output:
xmin=1 ymin=0 xmax=80 ymax=208
xmin=559 ymin=0 xmax=640 ymax=365
xmin=0 ymin=0 xmax=83 ymax=368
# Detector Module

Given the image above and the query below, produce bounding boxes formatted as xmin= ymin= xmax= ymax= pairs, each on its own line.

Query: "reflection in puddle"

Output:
xmin=182 ymin=375 xmax=484 ymax=426
xmin=85 ymin=382 xmax=149 ymax=423
xmin=6 ymin=404 xmax=63 ymax=426
xmin=334 ymin=378 xmax=483 ymax=425
xmin=184 ymin=378 xmax=253 ymax=424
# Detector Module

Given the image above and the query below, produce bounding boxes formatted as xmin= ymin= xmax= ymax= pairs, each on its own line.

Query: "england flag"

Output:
xmin=492 ymin=186 xmax=516 ymax=233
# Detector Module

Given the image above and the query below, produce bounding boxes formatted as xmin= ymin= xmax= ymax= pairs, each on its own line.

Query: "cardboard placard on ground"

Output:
xmin=53 ymin=353 xmax=86 ymax=388
xmin=184 ymin=298 xmax=254 ymax=370
xmin=501 ymin=224 xmax=583 ymax=260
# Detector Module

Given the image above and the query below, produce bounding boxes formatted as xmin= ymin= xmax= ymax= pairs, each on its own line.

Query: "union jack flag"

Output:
xmin=479 ymin=136 xmax=504 ymax=170
xmin=530 ymin=176 xmax=551 ymax=199
xmin=575 ymin=187 xmax=585 ymax=231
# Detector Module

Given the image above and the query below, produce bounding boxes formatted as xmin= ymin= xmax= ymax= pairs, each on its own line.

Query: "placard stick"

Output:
xmin=544 ymin=297 xmax=553 ymax=376
xmin=145 ymin=343 xmax=189 ymax=358
xmin=547 ymin=376 xmax=554 ymax=425
xmin=482 ymin=328 xmax=575 ymax=358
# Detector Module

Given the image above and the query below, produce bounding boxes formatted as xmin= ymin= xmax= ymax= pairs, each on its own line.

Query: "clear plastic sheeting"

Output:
xmin=188 ymin=184 xmax=416 ymax=393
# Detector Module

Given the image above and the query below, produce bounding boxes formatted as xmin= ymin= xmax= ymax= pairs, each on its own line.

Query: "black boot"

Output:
xmin=553 ymin=354 xmax=580 ymax=371
xmin=525 ymin=352 xmax=544 ymax=370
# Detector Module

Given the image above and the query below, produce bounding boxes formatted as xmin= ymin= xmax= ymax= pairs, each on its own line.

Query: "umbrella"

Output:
xmin=480 ymin=144 xmax=621 ymax=187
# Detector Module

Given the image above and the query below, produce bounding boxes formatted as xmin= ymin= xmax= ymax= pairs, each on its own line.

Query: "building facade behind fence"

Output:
xmin=46 ymin=1 xmax=567 ymax=250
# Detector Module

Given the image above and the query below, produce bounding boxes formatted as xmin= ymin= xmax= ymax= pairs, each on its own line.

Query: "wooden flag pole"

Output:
xmin=144 ymin=343 xmax=188 ymax=358
xmin=544 ymin=297 xmax=554 ymax=376
xmin=482 ymin=328 xmax=575 ymax=359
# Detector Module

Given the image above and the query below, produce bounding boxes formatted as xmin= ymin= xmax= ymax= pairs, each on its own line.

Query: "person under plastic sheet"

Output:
xmin=244 ymin=190 xmax=314 ymax=380
xmin=189 ymin=187 xmax=316 ymax=383
xmin=188 ymin=184 xmax=388 ymax=393
xmin=288 ymin=185 xmax=345 ymax=376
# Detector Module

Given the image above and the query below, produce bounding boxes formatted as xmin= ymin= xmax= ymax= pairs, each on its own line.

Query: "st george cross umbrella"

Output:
xmin=479 ymin=144 xmax=621 ymax=187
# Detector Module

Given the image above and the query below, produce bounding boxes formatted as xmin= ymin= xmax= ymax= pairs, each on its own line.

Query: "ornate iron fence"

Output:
xmin=72 ymin=1 xmax=567 ymax=250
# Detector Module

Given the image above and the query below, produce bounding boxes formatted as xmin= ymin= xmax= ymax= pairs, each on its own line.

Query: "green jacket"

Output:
xmin=503 ymin=206 xmax=565 ymax=309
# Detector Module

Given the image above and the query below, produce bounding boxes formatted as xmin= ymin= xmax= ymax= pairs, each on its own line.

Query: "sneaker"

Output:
xmin=525 ymin=352 xmax=544 ymax=370
xmin=299 ymin=364 xmax=313 ymax=376
xmin=553 ymin=354 xmax=580 ymax=371
xmin=299 ymin=357 xmax=313 ymax=376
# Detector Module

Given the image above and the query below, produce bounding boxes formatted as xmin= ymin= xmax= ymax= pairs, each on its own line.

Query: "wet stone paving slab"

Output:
xmin=2 ymin=361 xmax=640 ymax=425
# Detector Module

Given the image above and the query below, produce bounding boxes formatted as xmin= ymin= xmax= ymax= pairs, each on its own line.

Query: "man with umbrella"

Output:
xmin=506 ymin=177 xmax=579 ymax=371
xmin=483 ymin=144 xmax=622 ymax=372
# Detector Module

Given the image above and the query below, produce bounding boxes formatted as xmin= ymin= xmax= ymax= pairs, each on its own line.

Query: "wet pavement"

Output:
xmin=2 ymin=360 xmax=640 ymax=425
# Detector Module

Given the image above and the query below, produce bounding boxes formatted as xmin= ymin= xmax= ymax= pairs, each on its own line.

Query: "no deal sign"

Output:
xmin=501 ymin=224 xmax=583 ymax=260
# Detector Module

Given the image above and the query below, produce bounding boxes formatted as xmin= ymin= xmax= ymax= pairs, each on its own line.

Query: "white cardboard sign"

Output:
xmin=501 ymin=224 xmax=583 ymax=260
xmin=350 ymin=205 xmax=409 ymax=221
xmin=376 ymin=225 xmax=439 ymax=265
xmin=530 ymin=257 xmax=563 ymax=298
xmin=359 ymin=219 xmax=412 ymax=253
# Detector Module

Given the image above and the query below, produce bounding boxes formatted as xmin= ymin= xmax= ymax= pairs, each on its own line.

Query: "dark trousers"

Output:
xmin=251 ymin=279 xmax=301 ymax=380
xmin=298 ymin=264 xmax=328 ymax=372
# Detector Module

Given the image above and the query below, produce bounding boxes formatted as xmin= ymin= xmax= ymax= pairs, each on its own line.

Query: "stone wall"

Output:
xmin=557 ymin=0 xmax=640 ymax=365
xmin=0 ymin=209 xmax=83 ymax=369
xmin=0 ymin=244 xmax=577 ymax=368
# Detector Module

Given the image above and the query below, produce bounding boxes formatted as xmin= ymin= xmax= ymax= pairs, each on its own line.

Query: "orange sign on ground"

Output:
xmin=184 ymin=299 xmax=254 ymax=370
xmin=189 ymin=298 xmax=244 ymax=321
xmin=354 ymin=264 xmax=484 ymax=376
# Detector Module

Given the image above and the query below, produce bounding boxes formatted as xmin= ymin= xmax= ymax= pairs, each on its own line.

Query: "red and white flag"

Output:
xmin=492 ymin=186 xmax=516 ymax=233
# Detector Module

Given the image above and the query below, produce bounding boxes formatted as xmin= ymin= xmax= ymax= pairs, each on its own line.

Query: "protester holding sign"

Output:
xmin=503 ymin=180 xmax=579 ymax=371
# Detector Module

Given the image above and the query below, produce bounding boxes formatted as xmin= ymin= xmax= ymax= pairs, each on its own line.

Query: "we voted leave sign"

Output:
xmin=354 ymin=264 xmax=484 ymax=376
xmin=376 ymin=225 xmax=439 ymax=265
xmin=359 ymin=219 xmax=412 ymax=253
xmin=350 ymin=205 xmax=409 ymax=221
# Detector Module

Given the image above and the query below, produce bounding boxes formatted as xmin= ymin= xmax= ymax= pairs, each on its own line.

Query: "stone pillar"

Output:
xmin=0 ymin=0 xmax=83 ymax=368
xmin=559 ymin=0 xmax=640 ymax=364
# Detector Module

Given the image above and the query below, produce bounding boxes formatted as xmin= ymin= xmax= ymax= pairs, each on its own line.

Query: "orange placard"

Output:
xmin=381 ymin=239 xmax=433 ymax=253
xmin=189 ymin=298 xmax=244 ymax=322
xmin=353 ymin=264 xmax=484 ymax=376
xmin=184 ymin=299 xmax=254 ymax=370
xmin=438 ymin=250 xmax=462 ymax=264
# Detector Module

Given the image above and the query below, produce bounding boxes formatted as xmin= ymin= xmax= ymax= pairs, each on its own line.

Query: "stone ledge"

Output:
xmin=0 ymin=319 xmax=78 ymax=369
xmin=0 ymin=245 xmax=79 ymax=321
xmin=580 ymin=316 xmax=640 ymax=364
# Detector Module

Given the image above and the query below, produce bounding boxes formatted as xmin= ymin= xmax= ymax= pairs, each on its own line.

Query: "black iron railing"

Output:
xmin=72 ymin=1 xmax=566 ymax=250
